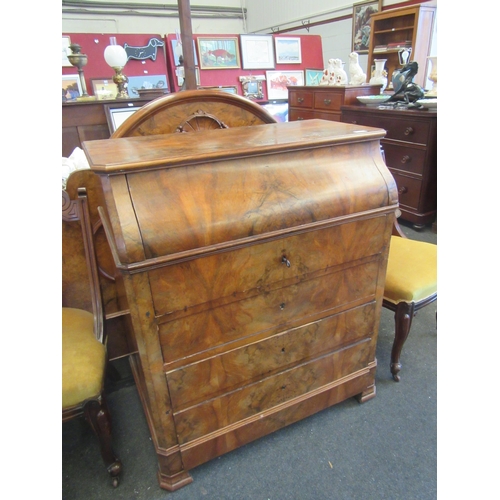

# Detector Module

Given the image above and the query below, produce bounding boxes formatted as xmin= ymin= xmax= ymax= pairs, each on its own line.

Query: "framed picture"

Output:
xmin=305 ymin=69 xmax=324 ymax=86
xmin=127 ymin=74 xmax=168 ymax=98
xmin=274 ymin=37 xmax=302 ymax=64
xmin=240 ymin=34 xmax=275 ymax=70
xmin=352 ymin=0 xmax=382 ymax=53
xmin=62 ymin=75 xmax=82 ymax=102
xmin=90 ymin=78 xmax=116 ymax=100
xmin=62 ymin=36 xmax=72 ymax=67
xmin=260 ymin=101 xmax=289 ymax=123
xmin=198 ymin=86 xmax=238 ymax=95
xmin=104 ymin=103 xmax=143 ymax=134
xmin=171 ymin=39 xmax=198 ymax=66
xmin=266 ymin=70 xmax=304 ymax=100
xmin=197 ymin=37 xmax=241 ymax=69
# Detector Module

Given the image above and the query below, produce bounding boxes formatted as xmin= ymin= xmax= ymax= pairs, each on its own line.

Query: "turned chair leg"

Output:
xmin=83 ymin=395 xmax=122 ymax=487
xmin=390 ymin=301 xmax=415 ymax=382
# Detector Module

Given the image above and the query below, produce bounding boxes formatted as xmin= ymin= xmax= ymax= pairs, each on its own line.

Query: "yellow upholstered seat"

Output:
xmin=383 ymin=231 xmax=437 ymax=382
xmin=384 ymin=236 xmax=437 ymax=304
xmin=62 ymin=308 xmax=106 ymax=409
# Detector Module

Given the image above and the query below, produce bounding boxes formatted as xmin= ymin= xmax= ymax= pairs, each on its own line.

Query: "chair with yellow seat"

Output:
xmin=62 ymin=187 xmax=122 ymax=486
xmin=383 ymin=220 xmax=437 ymax=382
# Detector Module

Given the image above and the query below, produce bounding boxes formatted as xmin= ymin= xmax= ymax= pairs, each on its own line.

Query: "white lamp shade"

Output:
xmin=104 ymin=44 xmax=128 ymax=68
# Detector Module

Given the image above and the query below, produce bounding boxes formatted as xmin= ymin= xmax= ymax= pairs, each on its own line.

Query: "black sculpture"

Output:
xmin=388 ymin=61 xmax=425 ymax=106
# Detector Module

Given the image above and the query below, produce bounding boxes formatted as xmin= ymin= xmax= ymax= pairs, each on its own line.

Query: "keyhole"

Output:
xmin=280 ymin=303 xmax=286 ymax=310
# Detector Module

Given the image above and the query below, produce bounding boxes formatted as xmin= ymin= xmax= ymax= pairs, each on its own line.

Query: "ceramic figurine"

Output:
xmin=331 ymin=59 xmax=348 ymax=85
xmin=319 ymin=59 xmax=335 ymax=85
xmin=348 ymin=52 xmax=366 ymax=85
xmin=369 ymin=59 xmax=388 ymax=93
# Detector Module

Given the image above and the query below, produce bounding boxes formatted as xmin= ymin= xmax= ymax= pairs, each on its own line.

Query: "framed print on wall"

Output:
xmin=266 ymin=70 xmax=304 ymax=100
xmin=62 ymin=36 xmax=72 ymax=67
xmin=91 ymin=78 xmax=116 ymax=100
xmin=240 ymin=34 xmax=275 ymax=70
xmin=197 ymin=37 xmax=241 ymax=69
xmin=352 ymin=0 xmax=382 ymax=53
xmin=305 ymin=69 xmax=324 ymax=86
xmin=274 ymin=37 xmax=302 ymax=64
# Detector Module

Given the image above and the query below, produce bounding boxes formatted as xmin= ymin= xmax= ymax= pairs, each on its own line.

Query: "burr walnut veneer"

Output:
xmin=83 ymin=118 xmax=398 ymax=491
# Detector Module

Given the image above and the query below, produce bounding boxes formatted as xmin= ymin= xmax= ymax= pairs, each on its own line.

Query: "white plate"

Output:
xmin=416 ymin=98 xmax=437 ymax=109
xmin=356 ymin=95 xmax=391 ymax=106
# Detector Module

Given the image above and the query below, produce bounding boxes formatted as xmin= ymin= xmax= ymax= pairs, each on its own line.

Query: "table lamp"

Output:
xmin=104 ymin=37 xmax=129 ymax=99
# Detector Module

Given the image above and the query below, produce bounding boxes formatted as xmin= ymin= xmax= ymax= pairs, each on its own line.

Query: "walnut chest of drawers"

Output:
xmin=288 ymin=85 xmax=382 ymax=122
xmin=83 ymin=119 xmax=398 ymax=491
xmin=341 ymin=105 xmax=437 ymax=229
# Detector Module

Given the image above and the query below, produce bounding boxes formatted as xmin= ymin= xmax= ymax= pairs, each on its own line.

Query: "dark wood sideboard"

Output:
xmin=341 ymin=105 xmax=437 ymax=229
xmin=83 ymin=118 xmax=398 ymax=491
xmin=62 ymin=97 xmax=151 ymax=157
xmin=288 ymin=85 xmax=382 ymax=122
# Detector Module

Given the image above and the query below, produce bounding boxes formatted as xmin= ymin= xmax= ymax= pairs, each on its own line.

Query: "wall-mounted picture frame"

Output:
xmin=239 ymin=76 xmax=265 ymax=100
xmin=266 ymin=70 xmax=304 ymax=100
xmin=62 ymin=36 xmax=72 ymax=67
xmin=127 ymin=74 xmax=168 ymax=98
xmin=198 ymin=86 xmax=238 ymax=95
xmin=305 ymin=69 xmax=324 ymax=86
xmin=352 ymin=0 xmax=382 ymax=53
xmin=104 ymin=103 xmax=143 ymax=134
xmin=274 ymin=37 xmax=302 ymax=64
xmin=90 ymin=78 xmax=116 ymax=100
xmin=62 ymin=75 xmax=82 ymax=102
xmin=197 ymin=37 xmax=241 ymax=69
xmin=240 ymin=34 xmax=275 ymax=70
xmin=171 ymin=39 xmax=198 ymax=66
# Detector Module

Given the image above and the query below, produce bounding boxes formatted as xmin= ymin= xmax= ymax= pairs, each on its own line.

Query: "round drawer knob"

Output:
xmin=404 ymin=126 xmax=414 ymax=136
xmin=398 ymin=186 xmax=408 ymax=195
xmin=401 ymin=155 xmax=411 ymax=164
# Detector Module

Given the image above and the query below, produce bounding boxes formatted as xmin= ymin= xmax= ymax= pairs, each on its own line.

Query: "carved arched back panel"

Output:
xmin=111 ymin=89 xmax=277 ymax=138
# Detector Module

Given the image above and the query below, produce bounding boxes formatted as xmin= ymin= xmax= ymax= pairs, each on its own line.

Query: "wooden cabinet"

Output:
xmin=83 ymin=119 xmax=398 ymax=492
xmin=367 ymin=4 xmax=436 ymax=89
xmin=62 ymin=97 xmax=151 ymax=157
xmin=341 ymin=105 xmax=436 ymax=229
xmin=288 ymin=85 xmax=381 ymax=122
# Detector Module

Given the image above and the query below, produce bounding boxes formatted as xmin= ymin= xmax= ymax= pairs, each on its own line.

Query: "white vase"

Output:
xmin=426 ymin=56 xmax=438 ymax=96
xmin=369 ymin=59 xmax=388 ymax=93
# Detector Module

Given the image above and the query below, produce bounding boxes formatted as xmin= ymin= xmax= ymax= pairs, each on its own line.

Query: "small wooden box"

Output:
xmin=83 ymin=119 xmax=398 ymax=491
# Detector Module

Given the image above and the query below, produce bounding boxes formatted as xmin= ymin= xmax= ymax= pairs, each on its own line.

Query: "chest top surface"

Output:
xmin=84 ymin=119 xmax=397 ymax=267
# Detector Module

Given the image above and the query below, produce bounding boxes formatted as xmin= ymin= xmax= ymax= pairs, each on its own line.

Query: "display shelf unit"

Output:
xmin=367 ymin=4 xmax=436 ymax=89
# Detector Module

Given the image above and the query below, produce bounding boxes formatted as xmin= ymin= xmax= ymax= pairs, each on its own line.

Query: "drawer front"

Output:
xmin=289 ymin=108 xmax=317 ymax=121
xmin=172 ymin=338 xmax=372 ymax=444
xmin=343 ymin=113 xmax=430 ymax=144
xmin=167 ymin=302 xmax=376 ymax=409
xmin=289 ymin=90 xmax=313 ymax=108
xmin=314 ymin=92 xmax=343 ymax=111
xmin=149 ymin=217 xmax=388 ymax=317
xmin=159 ymin=259 xmax=380 ymax=364
xmin=383 ymin=142 xmax=426 ymax=176
xmin=391 ymin=171 xmax=422 ymax=210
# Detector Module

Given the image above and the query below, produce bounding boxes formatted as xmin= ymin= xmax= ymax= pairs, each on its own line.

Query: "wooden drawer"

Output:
xmin=158 ymin=259 xmax=380 ymax=364
xmin=289 ymin=108 xmax=317 ymax=121
xmin=289 ymin=90 xmax=313 ymax=108
xmin=382 ymin=142 xmax=426 ymax=175
xmin=167 ymin=302 xmax=376 ymax=410
xmin=149 ymin=217 xmax=388 ymax=317
xmin=343 ymin=112 xmax=430 ymax=145
xmin=391 ymin=171 xmax=422 ymax=210
xmin=314 ymin=92 xmax=344 ymax=111
xmin=171 ymin=337 xmax=372 ymax=444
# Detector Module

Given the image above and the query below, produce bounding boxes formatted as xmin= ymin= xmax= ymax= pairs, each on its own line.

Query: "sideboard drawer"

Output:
xmin=383 ymin=143 xmax=426 ymax=175
xmin=391 ymin=171 xmax=422 ymax=211
xmin=384 ymin=119 xmax=430 ymax=145
xmin=289 ymin=108 xmax=317 ymax=121
xmin=289 ymin=90 xmax=313 ymax=108
xmin=314 ymin=92 xmax=344 ymax=111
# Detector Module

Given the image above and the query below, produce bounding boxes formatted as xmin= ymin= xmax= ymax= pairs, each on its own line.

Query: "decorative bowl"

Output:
xmin=356 ymin=95 xmax=391 ymax=106
xmin=416 ymin=98 xmax=437 ymax=110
